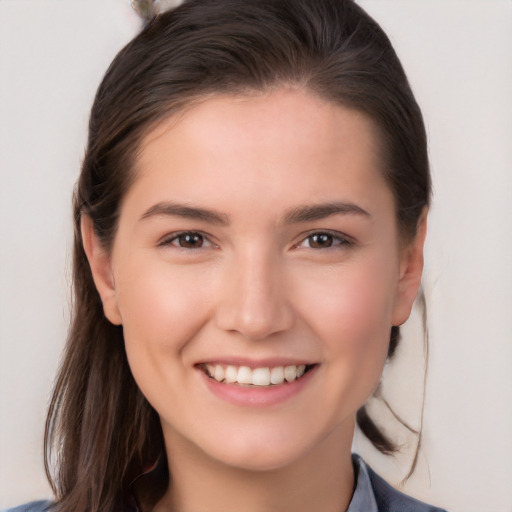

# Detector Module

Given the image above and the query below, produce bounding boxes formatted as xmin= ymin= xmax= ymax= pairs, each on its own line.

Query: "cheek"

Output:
xmin=112 ymin=259 xmax=219 ymax=419
xmin=300 ymin=257 xmax=397 ymax=337
xmin=294 ymin=256 xmax=398 ymax=391
xmin=113 ymin=259 xmax=214 ymax=364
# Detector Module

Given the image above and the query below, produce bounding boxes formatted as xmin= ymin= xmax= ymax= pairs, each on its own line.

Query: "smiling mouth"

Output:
xmin=200 ymin=363 xmax=316 ymax=387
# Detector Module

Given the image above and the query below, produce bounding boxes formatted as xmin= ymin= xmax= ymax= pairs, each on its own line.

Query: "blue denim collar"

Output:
xmin=347 ymin=453 xmax=379 ymax=512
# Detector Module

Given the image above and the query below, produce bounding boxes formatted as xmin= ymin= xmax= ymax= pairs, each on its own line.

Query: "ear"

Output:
xmin=81 ymin=215 xmax=122 ymax=325
xmin=391 ymin=209 xmax=428 ymax=326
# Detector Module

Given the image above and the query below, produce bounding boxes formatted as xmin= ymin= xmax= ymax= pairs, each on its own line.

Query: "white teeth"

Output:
xmin=225 ymin=365 xmax=238 ymax=383
xmin=252 ymin=367 xmax=271 ymax=386
xmin=270 ymin=366 xmax=285 ymax=385
xmin=214 ymin=365 xmax=225 ymax=382
xmin=284 ymin=365 xmax=297 ymax=382
xmin=237 ymin=366 xmax=253 ymax=385
xmin=205 ymin=364 xmax=215 ymax=378
xmin=203 ymin=363 xmax=310 ymax=386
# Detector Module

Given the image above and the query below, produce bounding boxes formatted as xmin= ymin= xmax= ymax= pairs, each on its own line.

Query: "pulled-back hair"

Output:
xmin=45 ymin=1 xmax=431 ymax=510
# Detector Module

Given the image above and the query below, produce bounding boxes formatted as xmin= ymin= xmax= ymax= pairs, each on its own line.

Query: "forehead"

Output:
xmin=128 ymin=88 xmax=393 ymax=220
xmin=140 ymin=88 xmax=382 ymax=163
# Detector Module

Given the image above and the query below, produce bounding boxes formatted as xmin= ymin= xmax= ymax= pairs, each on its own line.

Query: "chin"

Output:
xmin=212 ymin=444 xmax=309 ymax=473
xmin=197 ymin=421 xmax=336 ymax=474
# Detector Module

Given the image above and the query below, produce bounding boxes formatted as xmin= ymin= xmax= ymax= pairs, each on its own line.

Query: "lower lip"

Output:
xmin=198 ymin=366 xmax=318 ymax=407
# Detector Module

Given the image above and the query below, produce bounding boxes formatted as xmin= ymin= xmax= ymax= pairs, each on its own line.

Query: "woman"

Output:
xmin=7 ymin=0 xmax=447 ymax=510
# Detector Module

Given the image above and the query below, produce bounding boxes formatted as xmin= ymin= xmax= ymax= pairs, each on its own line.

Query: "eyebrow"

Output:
xmin=139 ymin=200 xmax=370 ymax=225
xmin=140 ymin=202 xmax=230 ymax=225
xmin=283 ymin=201 xmax=370 ymax=224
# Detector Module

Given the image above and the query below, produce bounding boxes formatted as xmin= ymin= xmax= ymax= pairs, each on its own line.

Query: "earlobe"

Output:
xmin=81 ymin=215 xmax=123 ymax=325
xmin=391 ymin=210 xmax=428 ymax=327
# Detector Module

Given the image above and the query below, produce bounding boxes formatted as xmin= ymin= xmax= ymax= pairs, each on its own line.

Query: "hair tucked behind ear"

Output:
xmin=356 ymin=326 xmax=401 ymax=454
xmin=45 ymin=1 xmax=431 ymax=510
xmin=45 ymin=189 xmax=167 ymax=511
xmin=356 ymin=287 xmax=430 ymax=480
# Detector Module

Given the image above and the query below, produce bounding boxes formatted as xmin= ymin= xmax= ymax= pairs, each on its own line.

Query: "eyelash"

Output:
xmin=158 ymin=231 xmax=215 ymax=250
xmin=295 ymin=230 xmax=353 ymax=250
xmin=158 ymin=230 xmax=353 ymax=250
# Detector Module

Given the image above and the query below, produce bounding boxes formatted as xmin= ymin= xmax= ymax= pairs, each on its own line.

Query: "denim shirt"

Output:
xmin=2 ymin=454 xmax=447 ymax=512
xmin=350 ymin=454 xmax=447 ymax=512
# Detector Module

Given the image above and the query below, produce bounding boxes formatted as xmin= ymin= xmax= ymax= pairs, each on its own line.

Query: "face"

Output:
xmin=85 ymin=88 xmax=424 ymax=472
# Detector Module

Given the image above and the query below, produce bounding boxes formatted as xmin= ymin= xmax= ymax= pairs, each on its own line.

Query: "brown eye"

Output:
xmin=159 ymin=231 xmax=216 ymax=251
xmin=176 ymin=232 xmax=204 ymax=248
xmin=296 ymin=231 xmax=352 ymax=250
xmin=308 ymin=233 xmax=334 ymax=248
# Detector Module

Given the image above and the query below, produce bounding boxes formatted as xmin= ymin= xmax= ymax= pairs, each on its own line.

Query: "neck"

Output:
xmin=153 ymin=421 xmax=356 ymax=512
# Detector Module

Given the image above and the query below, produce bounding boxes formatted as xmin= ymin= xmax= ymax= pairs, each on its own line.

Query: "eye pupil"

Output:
xmin=310 ymin=233 xmax=333 ymax=248
xmin=179 ymin=233 xmax=203 ymax=248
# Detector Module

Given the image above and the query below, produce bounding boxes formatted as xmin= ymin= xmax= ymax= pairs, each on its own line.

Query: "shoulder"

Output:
xmin=1 ymin=500 xmax=53 ymax=512
xmin=355 ymin=455 xmax=448 ymax=512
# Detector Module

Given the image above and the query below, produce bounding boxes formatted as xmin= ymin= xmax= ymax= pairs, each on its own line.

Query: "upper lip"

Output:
xmin=194 ymin=358 xmax=318 ymax=369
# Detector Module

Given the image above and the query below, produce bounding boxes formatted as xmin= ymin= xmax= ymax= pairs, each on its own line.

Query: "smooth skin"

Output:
xmin=83 ymin=88 xmax=427 ymax=512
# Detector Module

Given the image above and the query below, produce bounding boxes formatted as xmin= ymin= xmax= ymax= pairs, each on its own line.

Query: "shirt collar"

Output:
xmin=347 ymin=454 xmax=378 ymax=512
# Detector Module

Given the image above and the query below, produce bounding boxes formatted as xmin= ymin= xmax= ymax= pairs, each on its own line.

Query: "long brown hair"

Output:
xmin=45 ymin=1 xmax=431 ymax=510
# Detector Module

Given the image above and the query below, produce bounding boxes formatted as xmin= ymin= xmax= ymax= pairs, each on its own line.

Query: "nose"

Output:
xmin=214 ymin=249 xmax=294 ymax=341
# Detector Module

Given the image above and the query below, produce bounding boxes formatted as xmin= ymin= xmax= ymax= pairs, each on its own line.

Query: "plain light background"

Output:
xmin=1 ymin=1 xmax=511 ymax=510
